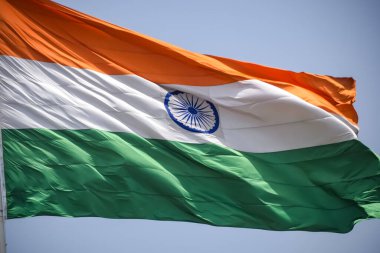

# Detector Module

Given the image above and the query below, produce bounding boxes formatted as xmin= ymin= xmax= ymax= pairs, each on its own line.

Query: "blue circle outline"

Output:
xmin=164 ymin=90 xmax=219 ymax=134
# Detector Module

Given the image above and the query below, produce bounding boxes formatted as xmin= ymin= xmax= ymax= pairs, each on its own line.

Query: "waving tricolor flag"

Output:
xmin=0 ymin=0 xmax=379 ymax=233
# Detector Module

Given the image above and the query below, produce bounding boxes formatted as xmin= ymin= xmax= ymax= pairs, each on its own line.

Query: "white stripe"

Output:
xmin=0 ymin=56 xmax=356 ymax=152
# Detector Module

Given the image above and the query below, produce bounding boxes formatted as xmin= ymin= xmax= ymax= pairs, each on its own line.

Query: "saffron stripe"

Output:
xmin=0 ymin=0 xmax=357 ymax=125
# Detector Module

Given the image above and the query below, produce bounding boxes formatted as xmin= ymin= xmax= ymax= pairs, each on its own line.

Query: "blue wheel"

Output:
xmin=164 ymin=90 xmax=219 ymax=134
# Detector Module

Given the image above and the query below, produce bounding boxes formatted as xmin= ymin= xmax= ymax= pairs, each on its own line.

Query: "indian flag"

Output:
xmin=1 ymin=0 xmax=379 ymax=233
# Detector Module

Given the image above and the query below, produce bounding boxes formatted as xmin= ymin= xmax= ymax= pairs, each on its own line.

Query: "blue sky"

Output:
xmin=6 ymin=0 xmax=380 ymax=252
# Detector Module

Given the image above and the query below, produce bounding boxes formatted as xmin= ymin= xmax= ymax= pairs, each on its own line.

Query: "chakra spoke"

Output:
xmin=178 ymin=94 xmax=191 ymax=107
xmin=197 ymin=104 xmax=209 ymax=111
xmin=194 ymin=97 xmax=200 ymax=109
xmin=195 ymin=114 xmax=208 ymax=128
xmin=172 ymin=107 xmax=188 ymax=111
xmin=197 ymin=113 xmax=213 ymax=127
xmin=198 ymin=113 xmax=213 ymax=119
xmin=171 ymin=100 xmax=188 ymax=108
xmin=176 ymin=111 xmax=191 ymax=118
xmin=184 ymin=94 xmax=192 ymax=107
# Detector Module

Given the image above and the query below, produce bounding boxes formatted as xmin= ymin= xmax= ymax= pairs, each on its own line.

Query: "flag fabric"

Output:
xmin=0 ymin=0 xmax=379 ymax=233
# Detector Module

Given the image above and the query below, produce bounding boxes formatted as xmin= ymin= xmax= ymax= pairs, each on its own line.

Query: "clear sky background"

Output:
xmin=5 ymin=0 xmax=380 ymax=252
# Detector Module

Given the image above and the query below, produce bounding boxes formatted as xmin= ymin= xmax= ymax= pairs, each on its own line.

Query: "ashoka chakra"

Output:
xmin=164 ymin=90 xmax=219 ymax=134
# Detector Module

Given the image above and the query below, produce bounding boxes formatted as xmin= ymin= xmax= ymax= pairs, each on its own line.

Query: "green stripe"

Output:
xmin=3 ymin=128 xmax=380 ymax=232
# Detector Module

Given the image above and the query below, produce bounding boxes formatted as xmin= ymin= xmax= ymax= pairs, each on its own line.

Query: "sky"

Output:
xmin=5 ymin=0 xmax=380 ymax=252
